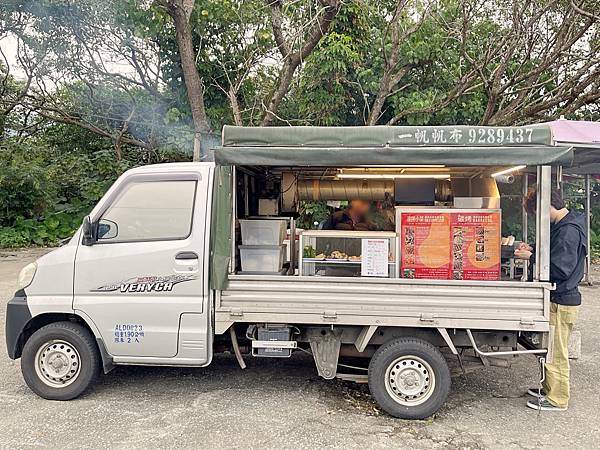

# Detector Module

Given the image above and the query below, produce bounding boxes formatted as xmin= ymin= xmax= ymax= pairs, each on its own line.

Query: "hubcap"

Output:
xmin=34 ymin=340 xmax=81 ymax=388
xmin=384 ymin=355 xmax=435 ymax=406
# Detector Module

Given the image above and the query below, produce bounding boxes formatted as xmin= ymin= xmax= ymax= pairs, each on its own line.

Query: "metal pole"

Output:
xmin=522 ymin=173 xmax=529 ymax=281
xmin=244 ymin=173 xmax=249 ymax=216
xmin=557 ymin=165 xmax=563 ymax=191
xmin=466 ymin=330 xmax=547 ymax=357
xmin=535 ymin=168 xmax=541 ymax=281
xmin=585 ymin=174 xmax=593 ymax=285
xmin=288 ymin=217 xmax=296 ymax=275
xmin=537 ymin=166 xmax=552 ymax=282
xmin=230 ymin=166 xmax=237 ymax=274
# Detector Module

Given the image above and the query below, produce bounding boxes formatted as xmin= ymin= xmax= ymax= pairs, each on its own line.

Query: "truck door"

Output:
xmin=73 ymin=169 xmax=210 ymax=360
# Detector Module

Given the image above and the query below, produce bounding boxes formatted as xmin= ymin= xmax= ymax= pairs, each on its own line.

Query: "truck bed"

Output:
xmin=214 ymin=276 xmax=551 ymax=334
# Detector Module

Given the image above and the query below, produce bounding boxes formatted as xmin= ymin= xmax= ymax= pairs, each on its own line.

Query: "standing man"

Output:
xmin=514 ymin=188 xmax=587 ymax=412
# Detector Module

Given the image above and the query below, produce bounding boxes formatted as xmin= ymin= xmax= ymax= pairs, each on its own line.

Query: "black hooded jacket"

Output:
xmin=545 ymin=211 xmax=588 ymax=305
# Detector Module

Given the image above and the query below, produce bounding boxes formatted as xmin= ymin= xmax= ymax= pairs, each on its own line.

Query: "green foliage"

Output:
xmin=297 ymin=201 xmax=331 ymax=230
xmin=0 ymin=152 xmax=51 ymax=223
xmin=126 ymin=0 xmax=273 ymax=129
xmin=296 ymin=32 xmax=362 ymax=125
xmin=590 ymin=231 xmax=600 ymax=262
xmin=0 ymin=121 xmax=188 ymax=248
xmin=291 ymin=1 xmax=370 ymax=125
xmin=562 ymin=179 xmax=600 ymax=261
xmin=0 ymin=213 xmax=85 ymax=248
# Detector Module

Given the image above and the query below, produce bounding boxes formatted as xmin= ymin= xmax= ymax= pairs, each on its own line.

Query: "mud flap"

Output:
xmin=309 ymin=329 xmax=342 ymax=380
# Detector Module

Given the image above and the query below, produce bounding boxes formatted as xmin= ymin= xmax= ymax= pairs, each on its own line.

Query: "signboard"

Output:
xmin=394 ymin=126 xmax=542 ymax=146
xmin=450 ymin=212 xmax=501 ymax=281
xmin=361 ymin=238 xmax=389 ymax=277
xmin=223 ymin=124 xmax=552 ymax=147
xmin=399 ymin=209 xmax=500 ymax=281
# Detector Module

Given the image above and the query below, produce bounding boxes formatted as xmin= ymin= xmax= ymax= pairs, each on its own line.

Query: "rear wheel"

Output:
xmin=21 ymin=322 xmax=100 ymax=400
xmin=368 ymin=337 xmax=451 ymax=419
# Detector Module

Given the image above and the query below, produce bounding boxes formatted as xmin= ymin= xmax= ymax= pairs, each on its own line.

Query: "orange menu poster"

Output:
xmin=399 ymin=209 xmax=501 ymax=281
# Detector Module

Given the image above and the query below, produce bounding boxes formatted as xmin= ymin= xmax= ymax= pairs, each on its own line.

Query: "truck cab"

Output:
xmin=7 ymin=163 xmax=215 ymax=399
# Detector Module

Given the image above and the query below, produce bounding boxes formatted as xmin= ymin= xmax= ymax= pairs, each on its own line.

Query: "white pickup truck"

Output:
xmin=6 ymin=125 xmax=570 ymax=419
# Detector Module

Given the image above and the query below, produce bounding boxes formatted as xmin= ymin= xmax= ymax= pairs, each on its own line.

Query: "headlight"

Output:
xmin=17 ymin=262 xmax=37 ymax=290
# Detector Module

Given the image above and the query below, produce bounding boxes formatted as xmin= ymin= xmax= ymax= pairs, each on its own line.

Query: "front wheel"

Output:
xmin=21 ymin=322 xmax=101 ymax=400
xmin=368 ymin=337 xmax=451 ymax=419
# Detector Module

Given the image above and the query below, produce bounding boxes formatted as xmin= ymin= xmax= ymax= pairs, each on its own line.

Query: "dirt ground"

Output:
xmin=1 ymin=248 xmax=599 ymax=450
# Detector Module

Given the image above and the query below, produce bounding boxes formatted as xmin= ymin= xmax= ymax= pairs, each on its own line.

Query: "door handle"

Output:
xmin=175 ymin=251 xmax=198 ymax=260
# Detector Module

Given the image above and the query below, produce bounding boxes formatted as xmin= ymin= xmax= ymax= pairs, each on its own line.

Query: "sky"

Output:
xmin=1 ymin=32 xmax=136 ymax=82
xmin=0 ymin=34 xmax=26 ymax=79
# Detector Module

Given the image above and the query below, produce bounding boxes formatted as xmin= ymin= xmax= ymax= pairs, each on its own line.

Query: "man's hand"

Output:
xmin=517 ymin=242 xmax=533 ymax=252
xmin=514 ymin=248 xmax=532 ymax=260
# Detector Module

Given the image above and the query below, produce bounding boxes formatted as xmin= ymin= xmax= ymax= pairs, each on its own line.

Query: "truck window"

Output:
xmin=97 ymin=180 xmax=196 ymax=242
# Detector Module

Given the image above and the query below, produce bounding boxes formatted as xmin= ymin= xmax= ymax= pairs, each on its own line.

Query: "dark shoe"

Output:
xmin=527 ymin=387 xmax=546 ymax=399
xmin=526 ymin=397 xmax=567 ymax=411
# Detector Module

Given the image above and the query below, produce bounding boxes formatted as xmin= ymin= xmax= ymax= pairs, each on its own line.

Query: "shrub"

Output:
xmin=0 ymin=124 xmax=189 ymax=248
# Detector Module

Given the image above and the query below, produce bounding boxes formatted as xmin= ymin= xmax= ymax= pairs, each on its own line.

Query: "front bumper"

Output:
xmin=5 ymin=289 xmax=31 ymax=359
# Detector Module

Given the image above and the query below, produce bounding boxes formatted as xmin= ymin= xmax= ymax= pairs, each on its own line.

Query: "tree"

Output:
xmin=2 ymin=0 xmax=599 ymax=142
xmin=283 ymin=0 xmax=371 ymax=125
xmin=155 ymin=0 xmax=342 ymax=132
xmin=1 ymin=0 xmax=180 ymax=157
xmin=260 ymin=0 xmax=341 ymax=126
xmin=361 ymin=0 xmax=600 ymax=126
xmin=292 ymin=0 xmax=600 ymax=127
xmin=157 ymin=0 xmax=210 ymax=161
xmin=471 ymin=0 xmax=600 ymax=125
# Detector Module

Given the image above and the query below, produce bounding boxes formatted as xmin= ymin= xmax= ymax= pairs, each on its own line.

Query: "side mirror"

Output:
xmin=81 ymin=216 xmax=97 ymax=246
xmin=97 ymin=219 xmax=118 ymax=240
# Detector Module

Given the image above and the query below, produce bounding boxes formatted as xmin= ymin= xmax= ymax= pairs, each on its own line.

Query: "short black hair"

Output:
xmin=523 ymin=187 xmax=565 ymax=214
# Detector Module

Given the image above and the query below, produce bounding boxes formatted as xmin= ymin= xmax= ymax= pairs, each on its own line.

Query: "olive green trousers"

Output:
xmin=542 ymin=303 xmax=579 ymax=408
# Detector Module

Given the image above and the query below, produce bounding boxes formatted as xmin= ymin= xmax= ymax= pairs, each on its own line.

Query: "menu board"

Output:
xmin=399 ymin=209 xmax=500 ymax=281
xmin=361 ymin=238 xmax=389 ymax=277
xmin=450 ymin=212 xmax=501 ymax=280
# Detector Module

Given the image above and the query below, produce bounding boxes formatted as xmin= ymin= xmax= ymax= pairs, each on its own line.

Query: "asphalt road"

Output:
xmin=1 ymin=248 xmax=599 ymax=450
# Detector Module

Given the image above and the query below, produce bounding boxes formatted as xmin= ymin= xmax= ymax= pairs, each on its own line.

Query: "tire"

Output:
xmin=21 ymin=321 xmax=100 ymax=400
xmin=368 ymin=337 xmax=451 ymax=419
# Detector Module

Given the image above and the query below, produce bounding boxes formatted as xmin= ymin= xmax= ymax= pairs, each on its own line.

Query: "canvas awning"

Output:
xmin=215 ymin=125 xmax=573 ymax=167
xmin=532 ymin=119 xmax=600 ymax=145
xmin=529 ymin=120 xmax=600 ymax=175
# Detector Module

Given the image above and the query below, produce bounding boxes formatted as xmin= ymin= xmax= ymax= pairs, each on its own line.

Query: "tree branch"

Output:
xmin=158 ymin=0 xmax=211 ymax=161
xmin=260 ymin=0 xmax=341 ymax=126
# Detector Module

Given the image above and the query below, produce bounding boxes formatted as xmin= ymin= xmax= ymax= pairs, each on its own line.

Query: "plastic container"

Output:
xmin=239 ymin=245 xmax=286 ymax=272
xmin=240 ymin=219 xmax=286 ymax=245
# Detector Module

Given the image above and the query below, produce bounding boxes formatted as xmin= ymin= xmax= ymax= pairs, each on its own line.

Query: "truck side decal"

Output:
xmin=92 ymin=275 xmax=196 ymax=293
xmin=114 ymin=324 xmax=144 ymax=344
